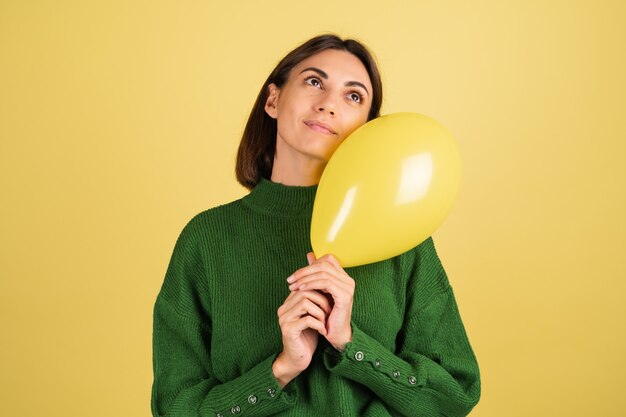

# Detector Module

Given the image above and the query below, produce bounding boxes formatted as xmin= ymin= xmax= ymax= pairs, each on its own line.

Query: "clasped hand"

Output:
xmin=273 ymin=252 xmax=355 ymax=387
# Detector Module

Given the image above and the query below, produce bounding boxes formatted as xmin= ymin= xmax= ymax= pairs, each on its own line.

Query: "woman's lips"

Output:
xmin=305 ymin=121 xmax=336 ymax=135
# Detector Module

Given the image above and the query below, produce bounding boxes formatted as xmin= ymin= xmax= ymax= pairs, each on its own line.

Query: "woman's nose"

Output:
xmin=315 ymin=93 xmax=337 ymax=116
xmin=317 ymin=106 xmax=335 ymax=115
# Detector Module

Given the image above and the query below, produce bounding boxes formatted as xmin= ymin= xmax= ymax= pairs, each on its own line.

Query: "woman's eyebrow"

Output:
xmin=299 ymin=67 xmax=329 ymax=79
xmin=345 ymin=81 xmax=369 ymax=96
xmin=299 ymin=67 xmax=370 ymax=96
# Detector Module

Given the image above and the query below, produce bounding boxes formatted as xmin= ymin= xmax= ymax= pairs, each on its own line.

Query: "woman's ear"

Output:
xmin=264 ymin=83 xmax=279 ymax=119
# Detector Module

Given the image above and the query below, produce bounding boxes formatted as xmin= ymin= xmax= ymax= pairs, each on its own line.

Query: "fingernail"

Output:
xmin=288 ymin=283 xmax=297 ymax=290
xmin=286 ymin=275 xmax=295 ymax=283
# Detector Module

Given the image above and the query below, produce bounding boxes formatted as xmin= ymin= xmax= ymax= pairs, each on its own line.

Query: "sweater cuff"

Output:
xmin=323 ymin=322 xmax=427 ymax=390
xmin=199 ymin=353 xmax=298 ymax=417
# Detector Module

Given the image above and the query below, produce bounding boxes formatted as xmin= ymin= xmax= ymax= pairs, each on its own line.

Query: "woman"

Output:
xmin=151 ymin=34 xmax=481 ymax=417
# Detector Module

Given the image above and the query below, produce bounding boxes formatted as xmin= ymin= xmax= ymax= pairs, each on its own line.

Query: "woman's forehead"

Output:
xmin=290 ymin=49 xmax=371 ymax=87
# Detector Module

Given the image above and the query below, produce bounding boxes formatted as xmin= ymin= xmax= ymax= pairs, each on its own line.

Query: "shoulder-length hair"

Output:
xmin=235 ymin=34 xmax=383 ymax=190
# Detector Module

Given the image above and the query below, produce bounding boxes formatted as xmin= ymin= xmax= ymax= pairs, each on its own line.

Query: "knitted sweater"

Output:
xmin=151 ymin=178 xmax=481 ymax=417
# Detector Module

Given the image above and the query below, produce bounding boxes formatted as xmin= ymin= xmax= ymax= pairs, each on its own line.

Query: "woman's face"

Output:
xmin=265 ymin=49 xmax=373 ymax=165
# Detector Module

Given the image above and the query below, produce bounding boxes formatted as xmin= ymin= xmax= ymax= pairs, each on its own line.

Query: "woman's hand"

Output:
xmin=272 ymin=288 xmax=332 ymax=388
xmin=287 ymin=253 xmax=355 ymax=351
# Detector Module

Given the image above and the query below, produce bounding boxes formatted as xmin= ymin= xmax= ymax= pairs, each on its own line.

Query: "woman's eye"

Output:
xmin=349 ymin=92 xmax=362 ymax=103
xmin=305 ymin=77 xmax=321 ymax=88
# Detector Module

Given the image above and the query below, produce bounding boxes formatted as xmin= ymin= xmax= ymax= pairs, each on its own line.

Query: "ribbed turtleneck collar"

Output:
xmin=242 ymin=177 xmax=318 ymax=217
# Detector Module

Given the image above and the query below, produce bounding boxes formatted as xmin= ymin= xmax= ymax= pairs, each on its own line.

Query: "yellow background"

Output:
xmin=1 ymin=1 xmax=625 ymax=416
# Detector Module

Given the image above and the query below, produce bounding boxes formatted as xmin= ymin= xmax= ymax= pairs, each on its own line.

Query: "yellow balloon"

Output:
xmin=311 ymin=112 xmax=462 ymax=267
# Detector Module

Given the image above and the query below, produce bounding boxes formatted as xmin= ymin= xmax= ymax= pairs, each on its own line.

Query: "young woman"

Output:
xmin=151 ymin=34 xmax=481 ymax=417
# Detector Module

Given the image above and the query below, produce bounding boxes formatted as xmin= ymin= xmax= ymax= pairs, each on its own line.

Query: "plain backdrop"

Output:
xmin=1 ymin=1 xmax=625 ymax=416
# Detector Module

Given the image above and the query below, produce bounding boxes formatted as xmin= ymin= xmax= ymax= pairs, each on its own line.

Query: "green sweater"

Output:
xmin=151 ymin=178 xmax=481 ymax=417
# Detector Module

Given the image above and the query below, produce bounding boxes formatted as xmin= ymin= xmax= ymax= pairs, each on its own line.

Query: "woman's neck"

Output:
xmin=270 ymin=152 xmax=326 ymax=187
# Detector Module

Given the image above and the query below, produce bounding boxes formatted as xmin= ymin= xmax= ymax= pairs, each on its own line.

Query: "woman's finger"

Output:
xmin=288 ymin=261 xmax=339 ymax=283
xmin=289 ymin=261 xmax=352 ymax=288
xmin=278 ymin=290 xmax=332 ymax=317
xmin=282 ymin=314 xmax=327 ymax=336
xmin=315 ymin=253 xmax=343 ymax=270
xmin=281 ymin=298 xmax=327 ymax=324
xmin=289 ymin=271 xmax=353 ymax=293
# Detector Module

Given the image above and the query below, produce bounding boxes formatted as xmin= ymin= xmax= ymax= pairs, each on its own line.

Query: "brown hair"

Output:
xmin=235 ymin=34 xmax=383 ymax=189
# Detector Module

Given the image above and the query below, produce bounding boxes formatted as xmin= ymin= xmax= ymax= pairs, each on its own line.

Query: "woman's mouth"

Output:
xmin=305 ymin=121 xmax=336 ymax=135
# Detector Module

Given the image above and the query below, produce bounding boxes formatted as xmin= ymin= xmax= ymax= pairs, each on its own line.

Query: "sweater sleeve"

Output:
xmin=151 ymin=219 xmax=299 ymax=417
xmin=322 ymin=237 xmax=481 ymax=416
